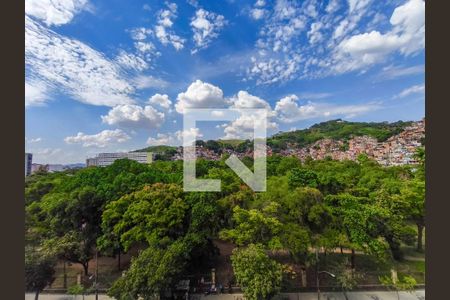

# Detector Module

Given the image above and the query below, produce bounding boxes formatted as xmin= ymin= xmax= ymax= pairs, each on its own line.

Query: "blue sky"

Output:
xmin=25 ymin=0 xmax=425 ymax=164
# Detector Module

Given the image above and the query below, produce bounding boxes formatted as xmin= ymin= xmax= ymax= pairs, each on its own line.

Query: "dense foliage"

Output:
xmin=231 ymin=244 xmax=283 ymax=300
xmin=25 ymin=246 xmax=56 ymax=300
xmin=25 ymin=149 xmax=424 ymax=298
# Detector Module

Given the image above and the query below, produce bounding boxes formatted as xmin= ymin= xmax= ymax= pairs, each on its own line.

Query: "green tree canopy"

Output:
xmin=100 ymin=183 xmax=188 ymax=251
xmin=219 ymin=203 xmax=283 ymax=249
xmin=25 ymin=247 xmax=56 ymax=300
xmin=288 ymin=168 xmax=319 ymax=189
xmin=231 ymin=244 xmax=283 ymax=300
xmin=108 ymin=233 xmax=206 ymax=300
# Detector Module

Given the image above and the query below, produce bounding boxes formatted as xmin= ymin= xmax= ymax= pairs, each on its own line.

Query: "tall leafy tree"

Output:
xmin=29 ymin=187 xmax=101 ymax=275
xmin=219 ymin=202 xmax=283 ymax=249
xmin=325 ymin=193 xmax=390 ymax=268
xmin=100 ymin=183 xmax=188 ymax=251
xmin=398 ymin=178 xmax=425 ymax=252
xmin=25 ymin=247 xmax=56 ymax=300
xmin=108 ymin=234 xmax=204 ymax=300
xmin=231 ymin=244 xmax=283 ymax=300
xmin=104 ymin=185 xmax=217 ymax=299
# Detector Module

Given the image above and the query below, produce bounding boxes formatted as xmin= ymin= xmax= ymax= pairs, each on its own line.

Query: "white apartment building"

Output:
xmin=86 ymin=152 xmax=152 ymax=167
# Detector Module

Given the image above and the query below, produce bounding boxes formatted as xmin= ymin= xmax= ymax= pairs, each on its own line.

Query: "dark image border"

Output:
xmin=1 ymin=0 xmax=449 ymax=298
xmin=425 ymin=0 xmax=450 ymax=299
xmin=1 ymin=0 xmax=25 ymax=298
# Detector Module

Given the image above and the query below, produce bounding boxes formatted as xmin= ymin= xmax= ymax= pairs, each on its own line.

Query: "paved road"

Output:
xmin=26 ymin=294 xmax=111 ymax=300
xmin=26 ymin=290 xmax=425 ymax=300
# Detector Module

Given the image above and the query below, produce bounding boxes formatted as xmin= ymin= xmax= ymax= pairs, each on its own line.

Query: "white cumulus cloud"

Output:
xmin=250 ymin=8 xmax=267 ymax=20
xmin=147 ymin=128 xmax=204 ymax=146
xmin=64 ymin=129 xmax=131 ymax=147
xmin=154 ymin=3 xmax=185 ymax=50
xmin=149 ymin=94 xmax=172 ymax=110
xmin=334 ymin=0 xmax=425 ymax=73
xmin=246 ymin=0 xmax=424 ymax=84
xmin=223 ymin=112 xmax=277 ymax=140
xmin=176 ymin=127 xmax=203 ymax=146
xmin=175 ymin=80 xmax=229 ymax=113
xmin=275 ymin=95 xmax=380 ymax=122
xmin=191 ymin=9 xmax=227 ymax=53
xmin=130 ymin=27 xmax=153 ymax=41
xmin=127 ymin=27 xmax=159 ymax=63
xmin=230 ymin=91 xmax=273 ymax=112
xmin=25 ymin=0 xmax=91 ymax=26
xmin=101 ymin=104 xmax=165 ymax=129
xmin=224 ymin=91 xmax=277 ymax=139
xmin=147 ymin=133 xmax=177 ymax=146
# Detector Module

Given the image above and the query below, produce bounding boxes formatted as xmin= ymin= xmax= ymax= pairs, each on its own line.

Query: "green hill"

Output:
xmin=134 ymin=145 xmax=178 ymax=160
xmin=268 ymin=119 xmax=413 ymax=151
xmin=134 ymin=145 xmax=178 ymax=153
xmin=134 ymin=119 xmax=415 ymax=155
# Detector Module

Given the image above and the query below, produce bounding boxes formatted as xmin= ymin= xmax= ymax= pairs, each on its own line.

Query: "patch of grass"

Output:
xmin=395 ymin=260 xmax=425 ymax=284
xmin=398 ymin=260 xmax=425 ymax=273
xmin=318 ymin=252 xmax=425 ymax=286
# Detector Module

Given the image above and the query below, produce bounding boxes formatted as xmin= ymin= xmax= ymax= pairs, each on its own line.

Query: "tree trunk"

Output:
xmin=340 ymin=246 xmax=343 ymax=254
xmin=343 ymin=290 xmax=349 ymax=300
xmin=385 ymin=234 xmax=403 ymax=261
xmin=388 ymin=239 xmax=403 ymax=261
xmin=300 ymin=268 xmax=307 ymax=288
xmin=82 ymin=262 xmax=89 ymax=276
xmin=118 ymin=249 xmax=121 ymax=271
xmin=34 ymin=290 xmax=39 ymax=300
xmin=63 ymin=261 xmax=67 ymax=289
xmin=350 ymin=249 xmax=356 ymax=269
xmin=417 ymin=224 xmax=424 ymax=252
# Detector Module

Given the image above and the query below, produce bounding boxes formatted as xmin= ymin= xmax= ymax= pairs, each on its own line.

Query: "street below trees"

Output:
xmin=26 ymin=290 xmax=426 ymax=300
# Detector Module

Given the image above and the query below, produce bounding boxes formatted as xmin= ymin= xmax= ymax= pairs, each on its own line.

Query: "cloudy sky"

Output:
xmin=25 ymin=0 xmax=425 ymax=164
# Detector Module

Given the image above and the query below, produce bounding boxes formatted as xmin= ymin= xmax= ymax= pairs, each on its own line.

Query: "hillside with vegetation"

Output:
xmin=267 ymin=119 xmax=413 ymax=151
xmin=134 ymin=145 xmax=178 ymax=153
xmin=136 ymin=119 xmax=415 ymax=155
xmin=134 ymin=145 xmax=178 ymax=160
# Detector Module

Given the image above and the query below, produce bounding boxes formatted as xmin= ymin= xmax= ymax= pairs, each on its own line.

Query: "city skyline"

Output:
xmin=25 ymin=0 xmax=425 ymax=164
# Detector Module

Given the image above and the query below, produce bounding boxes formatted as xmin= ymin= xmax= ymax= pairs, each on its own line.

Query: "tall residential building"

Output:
xmin=25 ymin=153 xmax=32 ymax=176
xmin=86 ymin=152 xmax=153 ymax=167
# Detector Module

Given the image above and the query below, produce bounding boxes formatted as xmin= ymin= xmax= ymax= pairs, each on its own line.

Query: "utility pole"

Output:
xmin=95 ymin=250 xmax=99 ymax=300
xmin=316 ymin=248 xmax=320 ymax=300
xmin=63 ymin=261 xmax=67 ymax=289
